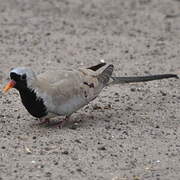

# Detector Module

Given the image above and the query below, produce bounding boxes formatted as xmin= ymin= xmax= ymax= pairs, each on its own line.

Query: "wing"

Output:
xmin=37 ymin=69 xmax=77 ymax=84
xmin=35 ymin=67 xmax=105 ymax=115
xmin=50 ymin=68 xmax=103 ymax=103
xmin=37 ymin=62 xmax=106 ymax=84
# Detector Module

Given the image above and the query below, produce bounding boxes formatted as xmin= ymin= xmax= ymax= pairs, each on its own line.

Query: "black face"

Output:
xmin=10 ymin=72 xmax=27 ymax=90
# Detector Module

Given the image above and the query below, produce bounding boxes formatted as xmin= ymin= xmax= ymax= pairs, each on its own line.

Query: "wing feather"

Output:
xmin=34 ymin=67 xmax=104 ymax=115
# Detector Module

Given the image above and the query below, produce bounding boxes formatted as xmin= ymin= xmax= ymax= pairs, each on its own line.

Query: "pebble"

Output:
xmin=98 ymin=146 xmax=106 ymax=151
xmin=62 ymin=150 xmax=69 ymax=155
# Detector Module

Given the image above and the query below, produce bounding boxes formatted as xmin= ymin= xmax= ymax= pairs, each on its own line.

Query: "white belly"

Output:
xmin=44 ymin=95 xmax=88 ymax=116
xmin=56 ymin=95 xmax=88 ymax=115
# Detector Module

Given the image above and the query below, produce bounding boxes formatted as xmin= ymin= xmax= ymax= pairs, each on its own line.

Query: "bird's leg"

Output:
xmin=38 ymin=118 xmax=50 ymax=125
xmin=57 ymin=116 xmax=70 ymax=128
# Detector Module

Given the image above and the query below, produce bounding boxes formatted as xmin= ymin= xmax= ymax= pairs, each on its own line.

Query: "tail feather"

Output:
xmin=111 ymin=74 xmax=179 ymax=84
xmin=98 ymin=64 xmax=114 ymax=84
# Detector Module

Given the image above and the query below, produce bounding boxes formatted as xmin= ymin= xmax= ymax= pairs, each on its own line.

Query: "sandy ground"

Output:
xmin=0 ymin=0 xmax=180 ymax=179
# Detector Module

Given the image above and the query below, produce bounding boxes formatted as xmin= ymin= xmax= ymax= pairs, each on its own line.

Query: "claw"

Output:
xmin=57 ymin=116 xmax=70 ymax=128
xmin=38 ymin=118 xmax=50 ymax=125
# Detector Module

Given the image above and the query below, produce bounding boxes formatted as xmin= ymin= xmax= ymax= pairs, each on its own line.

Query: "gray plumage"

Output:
xmin=4 ymin=63 xmax=178 ymax=126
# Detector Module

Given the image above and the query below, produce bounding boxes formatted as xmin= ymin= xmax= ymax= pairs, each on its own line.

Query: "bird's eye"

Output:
xmin=21 ymin=74 xmax=26 ymax=80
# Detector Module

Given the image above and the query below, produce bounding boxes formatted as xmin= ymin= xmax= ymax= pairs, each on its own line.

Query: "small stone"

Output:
xmin=98 ymin=146 xmax=106 ymax=150
xmin=160 ymin=90 xmax=167 ymax=96
xmin=76 ymin=168 xmax=82 ymax=172
xmin=105 ymin=125 xmax=111 ymax=130
xmin=56 ymin=59 xmax=61 ymax=63
xmin=122 ymin=131 xmax=128 ymax=136
xmin=144 ymin=70 xmax=150 ymax=74
xmin=74 ymin=139 xmax=81 ymax=143
xmin=133 ymin=176 xmax=140 ymax=180
xmin=38 ymin=165 xmax=44 ymax=169
xmin=45 ymin=32 xmax=51 ymax=36
xmin=62 ymin=150 xmax=69 ymax=155
xmin=93 ymin=104 xmax=102 ymax=110
xmin=70 ymin=124 xmax=78 ymax=130
xmin=130 ymin=88 xmax=136 ymax=92
xmin=17 ymin=115 xmax=21 ymax=119
xmin=45 ymin=172 xmax=52 ymax=177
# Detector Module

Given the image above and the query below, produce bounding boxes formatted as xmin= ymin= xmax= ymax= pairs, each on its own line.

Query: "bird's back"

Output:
xmin=34 ymin=68 xmax=105 ymax=116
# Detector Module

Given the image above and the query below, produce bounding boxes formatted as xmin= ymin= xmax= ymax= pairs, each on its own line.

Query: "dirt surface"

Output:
xmin=0 ymin=0 xmax=180 ymax=179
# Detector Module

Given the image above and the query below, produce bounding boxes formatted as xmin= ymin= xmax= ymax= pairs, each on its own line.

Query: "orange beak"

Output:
xmin=3 ymin=80 xmax=16 ymax=93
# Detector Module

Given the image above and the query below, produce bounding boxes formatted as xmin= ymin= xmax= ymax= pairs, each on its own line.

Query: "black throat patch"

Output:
xmin=18 ymin=88 xmax=48 ymax=118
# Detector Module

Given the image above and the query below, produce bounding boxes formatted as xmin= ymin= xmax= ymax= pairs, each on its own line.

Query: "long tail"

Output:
xmin=98 ymin=64 xmax=114 ymax=84
xmin=111 ymin=74 xmax=179 ymax=84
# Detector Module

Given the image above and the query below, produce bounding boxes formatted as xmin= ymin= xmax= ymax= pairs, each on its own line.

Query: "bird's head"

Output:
xmin=3 ymin=67 xmax=37 ymax=92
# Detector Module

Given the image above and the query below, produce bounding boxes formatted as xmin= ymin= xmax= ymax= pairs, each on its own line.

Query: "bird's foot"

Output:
xmin=57 ymin=116 xmax=70 ymax=128
xmin=38 ymin=118 xmax=50 ymax=125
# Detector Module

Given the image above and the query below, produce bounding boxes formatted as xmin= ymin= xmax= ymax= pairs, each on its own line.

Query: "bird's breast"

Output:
xmin=19 ymin=88 xmax=48 ymax=118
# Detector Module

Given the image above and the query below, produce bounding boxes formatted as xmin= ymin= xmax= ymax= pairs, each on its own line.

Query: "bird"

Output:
xmin=3 ymin=63 xmax=179 ymax=127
